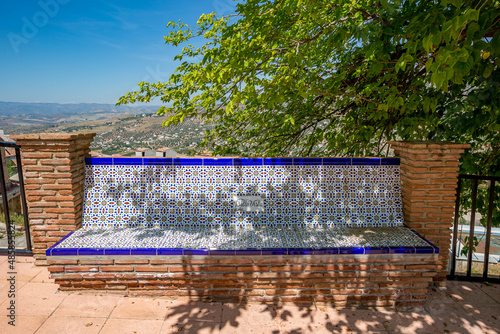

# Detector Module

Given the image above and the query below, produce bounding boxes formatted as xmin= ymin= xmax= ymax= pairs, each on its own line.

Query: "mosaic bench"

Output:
xmin=45 ymin=157 xmax=439 ymax=307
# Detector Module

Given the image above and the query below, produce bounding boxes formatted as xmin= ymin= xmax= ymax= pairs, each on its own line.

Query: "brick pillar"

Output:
xmin=389 ymin=141 xmax=470 ymax=285
xmin=11 ymin=133 xmax=95 ymax=265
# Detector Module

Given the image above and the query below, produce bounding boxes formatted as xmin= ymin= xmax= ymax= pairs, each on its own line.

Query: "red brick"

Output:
xmin=65 ymin=266 xmax=98 ymax=272
xmin=169 ymin=266 xmax=201 ymax=272
xmin=53 ymin=273 xmax=83 ymax=280
xmin=79 ymin=260 xmax=114 ymax=265
xmin=203 ymin=267 xmax=235 ymax=272
xmin=271 ymin=266 xmax=303 ymax=272
xmin=114 ymin=259 xmax=149 ymax=265
xmin=102 ymin=266 xmax=134 ymax=272
xmin=237 ymin=266 xmax=269 ymax=272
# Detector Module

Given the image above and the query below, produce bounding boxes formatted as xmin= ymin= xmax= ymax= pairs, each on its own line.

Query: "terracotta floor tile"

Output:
xmin=2 ymin=315 xmax=47 ymax=334
xmin=0 ymin=282 xmax=65 ymax=316
xmin=18 ymin=280 xmax=60 ymax=295
xmin=459 ymin=302 xmax=500 ymax=334
xmin=219 ymin=303 xmax=279 ymax=334
xmin=53 ymin=294 xmax=119 ymax=318
xmin=11 ymin=262 xmax=43 ymax=282
xmin=424 ymin=287 xmax=458 ymax=315
xmin=0 ymin=279 xmax=28 ymax=306
xmin=321 ymin=308 xmax=390 ymax=334
xmin=162 ymin=321 xmax=221 ymax=334
xmin=0 ymin=264 xmax=15 ymax=282
xmin=379 ymin=312 xmax=440 ymax=334
xmin=100 ymin=318 xmax=164 ymax=334
xmin=110 ymin=297 xmax=170 ymax=320
xmin=447 ymin=281 xmax=498 ymax=305
xmin=34 ymin=316 xmax=106 ymax=334
xmin=472 ymin=282 xmax=500 ymax=304
xmin=165 ymin=300 xmax=223 ymax=324
xmin=15 ymin=256 xmax=35 ymax=263
xmin=0 ymin=256 xmax=499 ymax=334
xmin=0 ymin=261 xmax=30 ymax=304
xmin=427 ymin=306 xmax=494 ymax=334
xmin=30 ymin=267 xmax=54 ymax=283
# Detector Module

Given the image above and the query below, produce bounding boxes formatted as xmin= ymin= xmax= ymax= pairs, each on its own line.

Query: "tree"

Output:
xmin=117 ymin=0 xmax=498 ymax=172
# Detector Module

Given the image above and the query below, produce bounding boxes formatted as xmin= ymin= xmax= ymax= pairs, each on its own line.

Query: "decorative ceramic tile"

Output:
xmin=82 ymin=158 xmax=403 ymax=229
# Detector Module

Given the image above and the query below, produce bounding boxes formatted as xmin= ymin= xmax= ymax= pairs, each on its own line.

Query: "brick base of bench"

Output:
xmin=48 ymin=254 xmax=438 ymax=308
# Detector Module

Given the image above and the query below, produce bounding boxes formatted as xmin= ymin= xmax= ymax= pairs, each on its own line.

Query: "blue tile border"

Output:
xmin=209 ymin=249 xmax=236 ymax=256
xmin=158 ymin=248 xmax=183 ymax=256
xmin=364 ymin=247 xmax=390 ymax=254
xmin=78 ymin=248 xmax=105 ymax=256
xmin=351 ymin=158 xmax=381 ymax=166
xmin=312 ymin=248 xmax=339 ymax=255
xmin=261 ymin=248 xmax=287 ymax=255
xmin=113 ymin=158 xmax=143 ymax=165
xmin=234 ymin=249 xmax=262 ymax=256
xmin=287 ymin=248 xmax=313 ymax=255
xmin=85 ymin=157 xmax=113 ymax=165
xmin=234 ymin=158 xmax=263 ymax=166
xmin=415 ymin=247 xmax=435 ymax=254
xmin=46 ymin=244 xmax=435 ymax=257
xmin=50 ymin=248 xmax=79 ymax=256
xmin=183 ymin=249 xmax=210 ymax=256
xmin=45 ymin=231 xmax=75 ymax=256
xmin=389 ymin=246 xmax=415 ymax=254
xmin=410 ymin=229 xmax=440 ymax=254
xmin=263 ymin=158 xmax=293 ymax=166
xmin=105 ymin=249 xmax=131 ymax=256
xmin=84 ymin=157 xmax=401 ymax=167
xmin=339 ymin=247 xmax=365 ymax=254
xmin=381 ymin=158 xmax=400 ymax=165
xmin=293 ymin=158 xmax=323 ymax=165
xmin=131 ymin=248 xmax=157 ymax=255
xmin=173 ymin=158 xmax=203 ymax=166
xmin=322 ymin=158 xmax=351 ymax=165
xmin=203 ymin=158 xmax=233 ymax=166
xmin=144 ymin=158 xmax=173 ymax=166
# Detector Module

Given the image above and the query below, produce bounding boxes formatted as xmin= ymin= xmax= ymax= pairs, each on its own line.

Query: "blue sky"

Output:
xmin=0 ymin=0 xmax=237 ymax=105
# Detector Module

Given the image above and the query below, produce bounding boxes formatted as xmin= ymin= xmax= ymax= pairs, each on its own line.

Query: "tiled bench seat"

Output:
xmin=48 ymin=226 xmax=437 ymax=256
xmin=45 ymin=157 xmax=440 ymax=308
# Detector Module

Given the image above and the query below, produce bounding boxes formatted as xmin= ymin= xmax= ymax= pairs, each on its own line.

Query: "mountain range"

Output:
xmin=0 ymin=101 xmax=158 ymax=116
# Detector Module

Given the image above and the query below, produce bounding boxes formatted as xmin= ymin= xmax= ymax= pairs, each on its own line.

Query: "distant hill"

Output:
xmin=0 ymin=101 xmax=162 ymax=132
xmin=0 ymin=101 xmax=214 ymax=156
xmin=0 ymin=101 xmax=158 ymax=116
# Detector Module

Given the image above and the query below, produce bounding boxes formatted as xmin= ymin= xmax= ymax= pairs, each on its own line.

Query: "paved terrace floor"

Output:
xmin=1 ymin=256 xmax=499 ymax=334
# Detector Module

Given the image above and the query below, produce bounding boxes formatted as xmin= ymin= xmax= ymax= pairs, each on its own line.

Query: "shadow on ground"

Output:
xmin=161 ymin=281 xmax=499 ymax=333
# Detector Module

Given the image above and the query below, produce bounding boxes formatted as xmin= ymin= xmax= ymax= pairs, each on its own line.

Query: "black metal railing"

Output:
xmin=0 ymin=141 xmax=32 ymax=255
xmin=448 ymin=174 xmax=499 ymax=283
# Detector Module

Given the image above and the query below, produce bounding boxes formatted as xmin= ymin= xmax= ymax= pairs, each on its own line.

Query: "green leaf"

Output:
xmin=483 ymin=63 xmax=494 ymax=78
xmin=423 ymin=35 xmax=433 ymax=53
xmin=430 ymin=99 xmax=438 ymax=113
xmin=425 ymin=59 xmax=433 ymax=72
xmin=423 ymin=98 xmax=430 ymax=112
xmin=466 ymin=9 xmax=479 ymax=22
xmin=432 ymin=32 xmax=442 ymax=46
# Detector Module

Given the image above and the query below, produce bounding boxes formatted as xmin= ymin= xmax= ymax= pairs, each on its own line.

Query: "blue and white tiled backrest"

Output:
xmin=82 ymin=157 xmax=403 ymax=229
